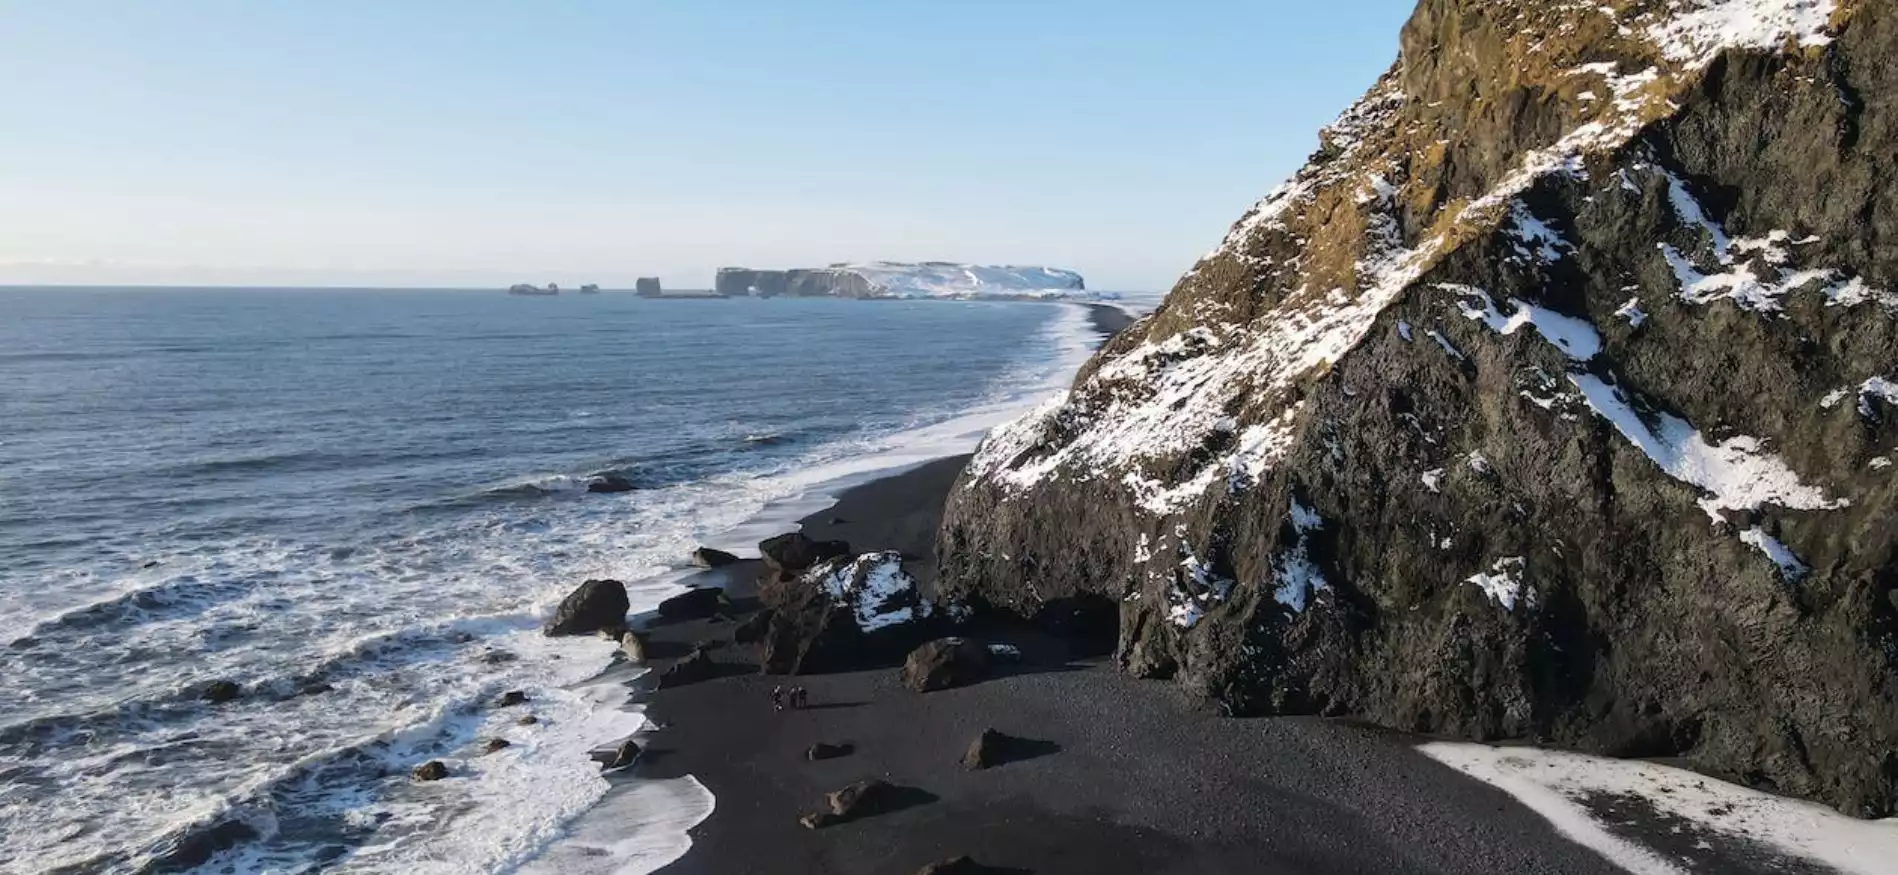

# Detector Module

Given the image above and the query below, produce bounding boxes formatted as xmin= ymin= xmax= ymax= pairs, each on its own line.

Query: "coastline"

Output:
xmin=631 ymin=461 xmax=1632 ymax=875
xmin=594 ymin=295 xmax=1613 ymax=874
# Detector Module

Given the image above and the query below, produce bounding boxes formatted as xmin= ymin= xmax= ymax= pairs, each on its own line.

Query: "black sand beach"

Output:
xmin=615 ymin=301 xmax=1640 ymax=873
xmin=632 ymin=458 xmax=1632 ymax=875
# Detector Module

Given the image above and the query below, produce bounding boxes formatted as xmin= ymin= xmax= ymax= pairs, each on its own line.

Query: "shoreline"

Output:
xmin=629 ymin=461 xmax=1879 ymax=875
xmin=628 ymin=462 xmax=1633 ymax=875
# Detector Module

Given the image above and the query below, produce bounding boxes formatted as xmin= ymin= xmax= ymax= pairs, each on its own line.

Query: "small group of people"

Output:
xmin=770 ymin=684 xmax=810 ymax=711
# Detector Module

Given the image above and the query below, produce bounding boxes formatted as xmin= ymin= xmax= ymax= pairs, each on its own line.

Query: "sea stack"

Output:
xmin=635 ymin=277 xmax=662 ymax=297
xmin=938 ymin=0 xmax=1898 ymax=816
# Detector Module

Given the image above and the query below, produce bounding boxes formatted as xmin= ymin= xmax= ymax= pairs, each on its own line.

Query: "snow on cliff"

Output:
xmin=838 ymin=262 xmax=1089 ymax=299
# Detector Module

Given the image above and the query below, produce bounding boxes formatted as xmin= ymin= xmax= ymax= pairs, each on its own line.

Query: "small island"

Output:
xmin=507 ymin=283 xmax=559 ymax=296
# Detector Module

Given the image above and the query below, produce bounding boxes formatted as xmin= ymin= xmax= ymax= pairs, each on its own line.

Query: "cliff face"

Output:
xmin=713 ymin=262 xmax=1087 ymax=299
xmin=939 ymin=0 xmax=1898 ymax=815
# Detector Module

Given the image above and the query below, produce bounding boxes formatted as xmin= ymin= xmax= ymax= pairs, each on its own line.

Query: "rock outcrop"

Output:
xmin=715 ymin=262 xmax=1090 ymax=300
xmin=902 ymin=638 xmax=989 ymax=692
xmin=759 ymin=533 xmax=851 ymax=575
xmin=544 ymin=580 xmax=629 ymax=636
xmin=939 ymin=0 xmax=1898 ymax=815
xmin=655 ymin=587 xmax=724 ymax=621
xmin=689 ymin=547 xmax=739 ymax=568
xmin=758 ymin=551 xmax=934 ymax=674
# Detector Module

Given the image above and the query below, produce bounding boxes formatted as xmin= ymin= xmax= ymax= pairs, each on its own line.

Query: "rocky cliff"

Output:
xmin=714 ymin=262 xmax=1088 ymax=299
xmin=939 ymin=0 xmax=1898 ymax=815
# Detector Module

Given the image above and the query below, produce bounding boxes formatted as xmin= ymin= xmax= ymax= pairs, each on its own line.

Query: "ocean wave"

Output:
xmin=8 ymin=574 xmax=254 ymax=646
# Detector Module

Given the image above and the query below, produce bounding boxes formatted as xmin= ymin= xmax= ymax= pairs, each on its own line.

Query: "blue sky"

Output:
xmin=0 ymin=1 xmax=1414 ymax=291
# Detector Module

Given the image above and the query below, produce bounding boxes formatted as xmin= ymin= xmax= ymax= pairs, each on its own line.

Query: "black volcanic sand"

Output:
xmin=1085 ymin=302 xmax=1136 ymax=340
xmin=630 ymin=459 xmax=1638 ymax=875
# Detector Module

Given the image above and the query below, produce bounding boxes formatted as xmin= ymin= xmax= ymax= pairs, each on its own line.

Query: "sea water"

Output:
xmin=0 ymin=288 xmax=1098 ymax=874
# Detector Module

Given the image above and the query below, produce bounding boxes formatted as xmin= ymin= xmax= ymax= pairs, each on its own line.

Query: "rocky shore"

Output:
xmin=597 ymin=454 xmax=1883 ymax=875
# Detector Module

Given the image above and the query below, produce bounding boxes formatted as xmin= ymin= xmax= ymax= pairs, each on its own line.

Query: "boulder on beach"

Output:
xmin=824 ymin=778 xmax=896 ymax=819
xmin=586 ymin=474 xmax=635 ymax=494
xmin=806 ymin=741 xmax=853 ymax=761
xmin=495 ymin=690 xmax=528 ymax=708
xmin=915 ymin=857 xmax=987 ymax=875
xmin=758 ymin=532 xmax=850 ymax=574
xmin=483 ymin=738 xmax=511 ymax=754
xmin=655 ymin=586 xmax=724 ymax=621
xmin=962 ymin=728 xmax=1029 ymax=770
xmin=659 ymin=647 xmax=719 ymax=688
xmin=592 ymin=739 xmax=641 ymax=770
xmin=200 ymin=680 xmax=243 ymax=703
xmin=618 ymin=630 xmax=648 ymax=663
xmin=544 ymin=579 xmax=629 ymax=637
xmin=759 ymin=552 xmax=935 ymax=675
xmin=689 ymin=547 xmax=739 ymax=568
xmin=412 ymin=760 xmax=449 ymax=781
xmin=903 ymin=638 xmax=989 ymax=692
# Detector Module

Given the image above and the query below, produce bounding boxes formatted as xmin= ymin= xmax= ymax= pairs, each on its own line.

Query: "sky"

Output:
xmin=0 ymin=1 xmax=1415 ymax=292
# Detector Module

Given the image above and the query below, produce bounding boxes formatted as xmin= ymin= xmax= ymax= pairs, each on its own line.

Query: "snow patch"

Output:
xmin=813 ymin=551 xmax=928 ymax=632
xmin=1647 ymin=0 xmax=1838 ymax=70
xmin=1274 ymin=498 xmax=1328 ymax=613
xmin=1466 ymin=557 xmax=1529 ymax=611
xmin=1568 ymin=374 xmax=1845 ymax=521
xmin=1739 ymin=527 xmax=1811 ymax=582
xmin=1420 ymin=740 xmax=1898 ymax=875
xmin=1615 ymin=297 xmax=1648 ymax=327
xmin=1444 ymin=284 xmax=1603 ymax=360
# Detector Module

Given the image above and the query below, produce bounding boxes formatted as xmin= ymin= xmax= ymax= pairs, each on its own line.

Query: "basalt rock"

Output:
xmin=690 ymin=547 xmax=740 ymax=568
xmin=199 ymin=680 xmax=242 ymax=704
xmin=495 ymin=690 xmax=528 ymax=708
xmin=758 ymin=552 xmax=933 ymax=675
xmin=758 ymin=532 xmax=851 ymax=574
xmin=586 ymin=474 xmax=636 ymax=494
xmin=655 ymin=586 xmax=724 ymax=621
xmin=937 ymin=0 xmax=1898 ymax=815
xmin=902 ymin=638 xmax=989 ymax=693
xmin=411 ymin=761 xmax=449 ymax=782
xmin=806 ymin=741 xmax=854 ymax=761
xmin=544 ymin=579 xmax=629 ymax=637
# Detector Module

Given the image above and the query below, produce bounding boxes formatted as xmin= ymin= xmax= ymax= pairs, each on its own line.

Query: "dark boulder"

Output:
xmin=517 ymin=714 xmax=539 ymax=726
xmin=915 ymin=858 xmax=987 ymax=875
xmin=758 ymin=552 xmax=934 ymax=675
xmin=543 ymin=579 xmax=629 ymax=637
xmin=495 ymin=690 xmax=529 ymax=708
xmin=483 ymin=738 xmax=511 ymax=754
xmin=618 ymin=630 xmax=648 ymax=663
xmin=659 ymin=648 xmax=718 ymax=688
xmin=961 ymin=729 xmax=1005 ymax=770
xmin=689 ymin=547 xmax=739 ymax=568
xmin=824 ymin=778 xmax=896 ymax=819
xmin=586 ymin=474 xmax=635 ymax=494
xmin=655 ymin=586 xmax=724 ymax=621
xmin=758 ymin=532 xmax=850 ymax=574
xmin=200 ymin=680 xmax=242 ymax=703
xmin=592 ymin=739 xmax=641 ymax=770
xmin=806 ymin=741 xmax=854 ymax=761
xmin=412 ymin=761 xmax=449 ymax=781
xmin=903 ymin=638 xmax=989 ymax=692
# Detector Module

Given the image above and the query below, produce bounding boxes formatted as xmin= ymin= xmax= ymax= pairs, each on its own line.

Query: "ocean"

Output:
xmin=0 ymin=287 xmax=1100 ymax=874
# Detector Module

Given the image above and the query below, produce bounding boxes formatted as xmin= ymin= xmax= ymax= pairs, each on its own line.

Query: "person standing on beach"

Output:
xmin=771 ymin=685 xmax=785 ymax=712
